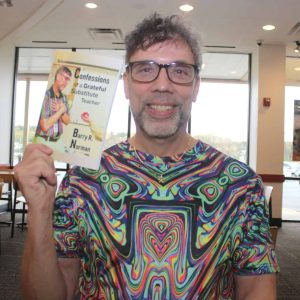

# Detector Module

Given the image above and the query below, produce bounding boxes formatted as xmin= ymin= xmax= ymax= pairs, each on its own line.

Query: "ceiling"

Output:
xmin=1 ymin=0 xmax=300 ymax=83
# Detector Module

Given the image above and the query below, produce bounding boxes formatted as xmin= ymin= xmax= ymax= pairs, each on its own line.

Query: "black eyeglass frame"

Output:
xmin=126 ymin=60 xmax=200 ymax=84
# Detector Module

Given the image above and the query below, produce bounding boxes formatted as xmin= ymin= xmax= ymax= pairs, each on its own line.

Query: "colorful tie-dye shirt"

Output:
xmin=53 ymin=140 xmax=279 ymax=299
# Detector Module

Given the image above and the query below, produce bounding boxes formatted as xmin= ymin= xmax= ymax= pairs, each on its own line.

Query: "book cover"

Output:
xmin=34 ymin=50 xmax=124 ymax=169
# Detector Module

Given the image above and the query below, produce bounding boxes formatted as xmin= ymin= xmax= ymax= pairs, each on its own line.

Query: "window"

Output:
xmin=14 ymin=79 xmax=48 ymax=164
xmin=13 ymin=49 xmax=250 ymax=167
xmin=283 ymin=85 xmax=300 ymax=221
xmin=284 ymin=86 xmax=300 ymax=175
xmin=192 ymin=53 xmax=249 ymax=162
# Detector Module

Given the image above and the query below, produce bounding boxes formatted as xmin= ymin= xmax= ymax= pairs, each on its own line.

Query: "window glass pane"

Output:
xmin=283 ymin=85 xmax=300 ymax=221
xmin=284 ymin=86 xmax=300 ymax=175
xmin=105 ymin=79 xmax=129 ymax=147
xmin=191 ymin=53 xmax=249 ymax=162
xmin=130 ymin=111 xmax=136 ymax=137
xmin=14 ymin=81 xmax=26 ymax=164
xmin=28 ymin=81 xmax=48 ymax=143
xmin=191 ymin=82 xmax=249 ymax=162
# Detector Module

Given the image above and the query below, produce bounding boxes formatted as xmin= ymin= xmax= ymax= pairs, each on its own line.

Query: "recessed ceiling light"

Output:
xmin=294 ymin=41 xmax=300 ymax=53
xmin=179 ymin=4 xmax=194 ymax=12
xmin=85 ymin=2 xmax=98 ymax=9
xmin=262 ymin=24 xmax=275 ymax=31
xmin=294 ymin=67 xmax=300 ymax=71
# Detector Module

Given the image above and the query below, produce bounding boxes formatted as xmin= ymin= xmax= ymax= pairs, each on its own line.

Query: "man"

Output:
xmin=34 ymin=66 xmax=71 ymax=145
xmin=15 ymin=14 xmax=279 ymax=299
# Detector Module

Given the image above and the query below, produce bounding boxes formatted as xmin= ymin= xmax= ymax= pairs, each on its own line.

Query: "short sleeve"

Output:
xmin=52 ymin=172 xmax=82 ymax=258
xmin=232 ymin=177 xmax=280 ymax=275
xmin=40 ymin=91 xmax=51 ymax=119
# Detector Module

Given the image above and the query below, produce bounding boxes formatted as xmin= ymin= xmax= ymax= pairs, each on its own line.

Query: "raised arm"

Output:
xmin=14 ymin=144 xmax=79 ymax=300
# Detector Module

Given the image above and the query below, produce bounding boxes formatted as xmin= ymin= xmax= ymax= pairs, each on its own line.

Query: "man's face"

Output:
xmin=124 ymin=39 xmax=200 ymax=139
xmin=56 ymin=71 xmax=71 ymax=92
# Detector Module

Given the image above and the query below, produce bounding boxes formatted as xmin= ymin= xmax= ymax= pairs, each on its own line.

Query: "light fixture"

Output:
xmin=294 ymin=41 xmax=300 ymax=53
xmin=179 ymin=4 xmax=194 ymax=12
xmin=294 ymin=67 xmax=300 ymax=71
xmin=262 ymin=24 xmax=275 ymax=31
xmin=85 ymin=2 xmax=98 ymax=9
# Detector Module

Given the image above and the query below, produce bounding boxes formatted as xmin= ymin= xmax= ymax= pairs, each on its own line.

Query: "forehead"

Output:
xmin=57 ymin=71 xmax=71 ymax=78
xmin=129 ymin=39 xmax=195 ymax=64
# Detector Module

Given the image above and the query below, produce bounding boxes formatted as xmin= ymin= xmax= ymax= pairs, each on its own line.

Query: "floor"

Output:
xmin=0 ymin=215 xmax=300 ymax=299
xmin=276 ymin=223 xmax=300 ymax=300
xmin=0 ymin=217 xmax=25 ymax=300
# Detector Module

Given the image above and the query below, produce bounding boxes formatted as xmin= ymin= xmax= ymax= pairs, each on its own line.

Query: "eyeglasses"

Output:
xmin=57 ymin=72 xmax=71 ymax=82
xmin=126 ymin=61 xmax=199 ymax=84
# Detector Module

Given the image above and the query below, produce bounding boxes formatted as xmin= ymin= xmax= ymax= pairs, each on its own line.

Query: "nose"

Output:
xmin=153 ymin=67 xmax=174 ymax=91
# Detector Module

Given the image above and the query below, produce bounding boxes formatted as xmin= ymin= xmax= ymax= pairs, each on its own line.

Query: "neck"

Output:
xmin=129 ymin=132 xmax=196 ymax=157
xmin=52 ymin=83 xmax=61 ymax=97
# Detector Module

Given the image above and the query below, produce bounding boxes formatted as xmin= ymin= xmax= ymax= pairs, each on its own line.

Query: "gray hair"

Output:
xmin=55 ymin=66 xmax=72 ymax=80
xmin=124 ymin=13 xmax=202 ymax=70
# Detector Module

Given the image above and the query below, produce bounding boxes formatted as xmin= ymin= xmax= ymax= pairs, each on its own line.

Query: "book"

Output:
xmin=34 ymin=50 xmax=124 ymax=169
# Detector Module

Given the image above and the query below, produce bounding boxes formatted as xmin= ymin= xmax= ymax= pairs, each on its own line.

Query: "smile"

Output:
xmin=149 ymin=104 xmax=174 ymax=111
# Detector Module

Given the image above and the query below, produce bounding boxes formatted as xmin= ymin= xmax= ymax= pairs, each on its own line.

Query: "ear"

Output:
xmin=123 ymin=72 xmax=130 ymax=100
xmin=192 ymin=78 xmax=200 ymax=103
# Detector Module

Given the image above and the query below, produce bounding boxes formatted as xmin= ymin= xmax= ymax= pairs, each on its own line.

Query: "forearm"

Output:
xmin=40 ymin=107 xmax=66 ymax=132
xmin=61 ymin=112 xmax=70 ymax=125
xmin=14 ymin=145 xmax=69 ymax=299
xmin=21 ymin=211 xmax=67 ymax=300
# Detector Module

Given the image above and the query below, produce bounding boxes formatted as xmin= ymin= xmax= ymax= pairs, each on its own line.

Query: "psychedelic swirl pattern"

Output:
xmin=53 ymin=141 xmax=279 ymax=299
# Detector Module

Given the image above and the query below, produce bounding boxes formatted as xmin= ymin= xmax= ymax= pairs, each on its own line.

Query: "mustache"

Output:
xmin=145 ymin=93 xmax=180 ymax=105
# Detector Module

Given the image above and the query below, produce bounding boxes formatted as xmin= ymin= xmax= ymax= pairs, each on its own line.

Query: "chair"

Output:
xmin=264 ymin=185 xmax=273 ymax=206
xmin=0 ymin=178 xmax=3 ymax=202
xmin=263 ymin=185 xmax=278 ymax=246
xmin=0 ymin=164 xmax=14 ymax=225
xmin=0 ymin=179 xmax=4 ymax=255
xmin=11 ymin=181 xmax=27 ymax=238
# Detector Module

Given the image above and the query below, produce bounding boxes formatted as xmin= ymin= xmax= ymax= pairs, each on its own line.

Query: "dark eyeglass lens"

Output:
xmin=131 ymin=62 xmax=158 ymax=81
xmin=169 ymin=64 xmax=194 ymax=83
xmin=130 ymin=62 xmax=196 ymax=83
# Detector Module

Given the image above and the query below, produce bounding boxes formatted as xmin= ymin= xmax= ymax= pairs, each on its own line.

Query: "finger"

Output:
xmin=15 ymin=144 xmax=57 ymax=189
xmin=24 ymin=143 xmax=53 ymax=157
xmin=15 ymin=159 xmax=56 ymax=189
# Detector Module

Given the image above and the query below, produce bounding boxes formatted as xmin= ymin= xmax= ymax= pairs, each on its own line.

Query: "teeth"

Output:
xmin=150 ymin=105 xmax=173 ymax=111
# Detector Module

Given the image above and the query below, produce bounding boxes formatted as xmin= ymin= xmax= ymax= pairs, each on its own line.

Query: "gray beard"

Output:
xmin=133 ymin=108 xmax=189 ymax=139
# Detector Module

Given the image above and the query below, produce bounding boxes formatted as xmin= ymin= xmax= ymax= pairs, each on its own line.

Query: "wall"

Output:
xmin=250 ymin=44 xmax=286 ymax=222
xmin=0 ymin=44 xmax=15 ymax=164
